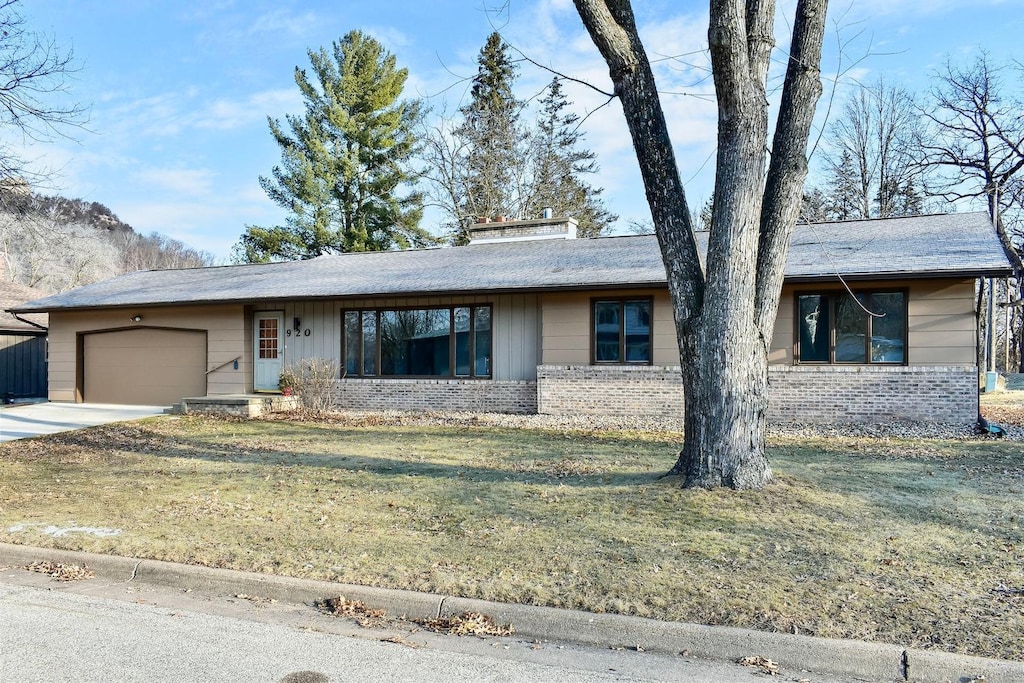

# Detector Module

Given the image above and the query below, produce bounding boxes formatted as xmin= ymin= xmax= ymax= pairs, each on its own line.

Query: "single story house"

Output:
xmin=9 ymin=212 xmax=1013 ymax=422
xmin=0 ymin=281 xmax=49 ymax=402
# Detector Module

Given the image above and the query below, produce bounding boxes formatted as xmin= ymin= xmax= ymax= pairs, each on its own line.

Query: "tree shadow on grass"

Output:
xmin=41 ymin=421 xmax=676 ymax=491
xmin=770 ymin=440 xmax=1024 ymax=539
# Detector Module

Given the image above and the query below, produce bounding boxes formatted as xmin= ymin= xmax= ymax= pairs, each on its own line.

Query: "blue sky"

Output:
xmin=17 ymin=0 xmax=1024 ymax=261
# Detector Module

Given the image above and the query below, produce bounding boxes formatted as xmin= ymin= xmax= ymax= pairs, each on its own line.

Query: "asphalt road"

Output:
xmin=0 ymin=580 xmax=814 ymax=683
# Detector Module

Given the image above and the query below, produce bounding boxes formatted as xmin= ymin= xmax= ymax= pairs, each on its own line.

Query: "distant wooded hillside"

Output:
xmin=0 ymin=188 xmax=213 ymax=295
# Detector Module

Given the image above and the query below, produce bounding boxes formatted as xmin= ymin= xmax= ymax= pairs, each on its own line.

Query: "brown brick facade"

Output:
xmin=332 ymin=378 xmax=537 ymax=414
xmin=536 ymin=364 xmax=978 ymax=423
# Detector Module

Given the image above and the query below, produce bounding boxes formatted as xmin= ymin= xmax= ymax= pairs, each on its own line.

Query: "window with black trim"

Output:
xmin=342 ymin=305 xmax=492 ymax=378
xmin=796 ymin=291 xmax=906 ymax=364
xmin=592 ymin=298 xmax=652 ymax=364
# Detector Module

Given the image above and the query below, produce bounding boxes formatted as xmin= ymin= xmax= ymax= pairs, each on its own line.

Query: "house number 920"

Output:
xmin=286 ymin=329 xmax=312 ymax=337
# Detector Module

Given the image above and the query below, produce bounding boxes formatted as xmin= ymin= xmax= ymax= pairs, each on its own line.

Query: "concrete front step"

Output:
xmin=181 ymin=394 xmax=300 ymax=417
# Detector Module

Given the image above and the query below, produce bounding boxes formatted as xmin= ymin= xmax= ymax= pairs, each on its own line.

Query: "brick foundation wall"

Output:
xmin=536 ymin=364 xmax=978 ymax=423
xmin=767 ymin=365 xmax=978 ymax=423
xmin=332 ymin=378 xmax=537 ymax=414
xmin=538 ymin=365 xmax=685 ymax=418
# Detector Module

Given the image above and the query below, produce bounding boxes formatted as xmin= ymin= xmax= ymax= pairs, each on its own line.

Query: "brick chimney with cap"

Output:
xmin=467 ymin=213 xmax=578 ymax=245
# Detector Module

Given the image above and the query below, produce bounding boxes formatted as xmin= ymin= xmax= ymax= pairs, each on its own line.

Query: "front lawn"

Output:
xmin=1 ymin=413 xmax=1021 ymax=660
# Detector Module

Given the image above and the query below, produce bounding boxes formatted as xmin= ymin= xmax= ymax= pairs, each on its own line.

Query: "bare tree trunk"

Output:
xmin=674 ymin=311 xmax=771 ymax=488
xmin=575 ymin=0 xmax=827 ymax=489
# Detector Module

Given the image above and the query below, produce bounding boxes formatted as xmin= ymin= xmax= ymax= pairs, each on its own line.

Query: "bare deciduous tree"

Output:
xmin=0 ymin=211 xmax=118 ymax=292
xmin=0 ymin=192 xmax=213 ymax=293
xmin=919 ymin=53 xmax=1024 ymax=371
xmin=919 ymin=54 xmax=1024 ymax=274
xmin=813 ymin=78 xmax=928 ymax=219
xmin=0 ymin=0 xmax=87 ymax=192
xmin=573 ymin=0 xmax=827 ymax=489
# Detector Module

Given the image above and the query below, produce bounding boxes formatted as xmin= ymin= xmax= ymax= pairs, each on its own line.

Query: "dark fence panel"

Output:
xmin=0 ymin=333 xmax=47 ymax=399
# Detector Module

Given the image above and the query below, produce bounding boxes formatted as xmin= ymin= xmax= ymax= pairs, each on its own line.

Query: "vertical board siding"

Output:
xmin=0 ymin=333 xmax=47 ymax=398
xmin=252 ymin=294 xmax=540 ymax=381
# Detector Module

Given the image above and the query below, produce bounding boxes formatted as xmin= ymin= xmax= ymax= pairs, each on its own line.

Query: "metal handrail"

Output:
xmin=206 ymin=356 xmax=242 ymax=375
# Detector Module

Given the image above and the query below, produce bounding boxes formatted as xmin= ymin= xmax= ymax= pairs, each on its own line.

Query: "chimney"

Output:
xmin=467 ymin=215 xmax=578 ymax=245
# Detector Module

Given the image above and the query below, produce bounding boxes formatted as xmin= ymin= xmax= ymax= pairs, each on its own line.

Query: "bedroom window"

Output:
xmin=342 ymin=305 xmax=492 ymax=378
xmin=796 ymin=291 xmax=906 ymax=364
xmin=592 ymin=298 xmax=652 ymax=364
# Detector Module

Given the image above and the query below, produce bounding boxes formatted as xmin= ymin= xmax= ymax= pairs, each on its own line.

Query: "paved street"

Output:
xmin=0 ymin=580 xmax=812 ymax=683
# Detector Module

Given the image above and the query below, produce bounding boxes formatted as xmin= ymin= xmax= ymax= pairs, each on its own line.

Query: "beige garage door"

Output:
xmin=84 ymin=328 xmax=207 ymax=405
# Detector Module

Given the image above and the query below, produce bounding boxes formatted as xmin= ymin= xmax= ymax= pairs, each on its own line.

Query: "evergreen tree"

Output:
xmin=234 ymin=30 xmax=431 ymax=263
xmin=527 ymin=78 xmax=616 ymax=237
xmin=826 ymin=149 xmax=862 ymax=219
xmin=450 ymin=32 xmax=526 ymax=243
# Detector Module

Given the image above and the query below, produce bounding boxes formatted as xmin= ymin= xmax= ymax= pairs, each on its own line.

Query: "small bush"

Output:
xmin=284 ymin=358 xmax=340 ymax=413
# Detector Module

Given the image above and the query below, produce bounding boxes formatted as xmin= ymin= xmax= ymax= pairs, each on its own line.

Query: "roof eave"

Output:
xmin=9 ymin=280 xmax=674 ymax=313
xmin=784 ymin=268 xmax=1012 ymax=284
xmin=13 ymin=268 xmax=1011 ymax=314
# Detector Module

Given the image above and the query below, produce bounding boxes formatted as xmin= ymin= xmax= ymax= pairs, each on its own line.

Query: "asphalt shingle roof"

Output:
xmin=10 ymin=212 xmax=1012 ymax=313
xmin=0 ymin=281 xmax=49 ymax=330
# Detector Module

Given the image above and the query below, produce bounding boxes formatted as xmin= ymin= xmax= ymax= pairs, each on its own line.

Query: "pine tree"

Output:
xmin=234 ymin=30 xmax=431 ymax=262
xmin=451 ymin=32 xmax=526 ymax=242
xmin=826 ymin=149 xmax=862 ymax=219
xmin=527 ymin=78 xmax=616 ymax=237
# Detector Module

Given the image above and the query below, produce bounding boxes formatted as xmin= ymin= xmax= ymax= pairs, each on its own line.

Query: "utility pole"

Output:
xmin=985 ymin=184 xmax=1000 ymax=391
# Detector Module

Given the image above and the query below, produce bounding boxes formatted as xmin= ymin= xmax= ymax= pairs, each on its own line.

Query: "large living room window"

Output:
xmin=796 ymin=291 xmax=906 ymax=364
xmin=343 ymin=305 xmax=492 ymax=378
xmin=592 ymin=298 xmax=652 ymax=364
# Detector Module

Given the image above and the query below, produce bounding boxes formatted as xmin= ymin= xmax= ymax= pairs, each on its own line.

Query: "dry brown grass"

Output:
xmin=1 ymin=413 xmax=1021 ymax=660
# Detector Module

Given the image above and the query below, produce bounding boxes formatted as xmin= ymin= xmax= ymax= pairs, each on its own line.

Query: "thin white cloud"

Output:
xmin=364 ymin=25 xmax=412 ymax=51
xmin=835 ymin=0 xmax=1008 ymax=18
xmin=136 ymin=168 xmax=216 ymax=197
xmin=246 ymin=8 xmax=322 ymax=38
xmin=198 ymin=88 xmax=301 ymax=130
xmin=117 ymin=193 xmax=285 ymax=258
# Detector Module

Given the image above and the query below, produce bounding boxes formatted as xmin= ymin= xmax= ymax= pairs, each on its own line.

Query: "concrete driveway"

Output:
xmin=0 ymin=403 xmax=168 ymax=442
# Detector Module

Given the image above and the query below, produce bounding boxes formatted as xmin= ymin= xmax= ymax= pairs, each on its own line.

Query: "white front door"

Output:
xmin=254 ymin=312 xmax=284 ymax=391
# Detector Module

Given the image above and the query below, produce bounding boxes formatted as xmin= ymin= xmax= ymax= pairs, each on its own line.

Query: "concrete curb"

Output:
xmin=3 ymin=543 xmax=1022 ymax=683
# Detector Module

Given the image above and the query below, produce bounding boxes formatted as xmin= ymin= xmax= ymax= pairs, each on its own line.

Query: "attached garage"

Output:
xmin=82 ymin=328 xmax=207 ymax=405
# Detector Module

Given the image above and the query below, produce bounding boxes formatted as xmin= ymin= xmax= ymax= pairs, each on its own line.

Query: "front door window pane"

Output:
xmin=258 ymin=318 xmax=278 ymax=359
xmin=594 ymin=301 xmax=621 ymax=362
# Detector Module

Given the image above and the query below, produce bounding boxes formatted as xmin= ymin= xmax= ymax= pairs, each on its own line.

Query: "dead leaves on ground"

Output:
xmin=317 ymin=595 xmax=513 ymax=636
xmin=738 ymin=655 xmax=780 ymax=675
xmin=24 ymin=560 xmax=94 ymax=582
xmin=415 ymin=611 xmax=514 ymax=636
xmin=317 ymin=595 xmax=388 ymax=627
xmin=234 ymin=593 xmax=277 ymax=605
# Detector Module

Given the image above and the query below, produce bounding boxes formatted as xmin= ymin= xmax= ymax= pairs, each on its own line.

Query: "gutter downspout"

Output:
xmin=10 ymin=312 xmax=48 ymax=332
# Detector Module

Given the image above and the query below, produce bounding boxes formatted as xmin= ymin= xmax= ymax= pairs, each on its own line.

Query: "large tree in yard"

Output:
xmin=573 ymin=0 xmax=827 ymax=488
xmin=234 ymin=31 xmax=431 ymax=262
